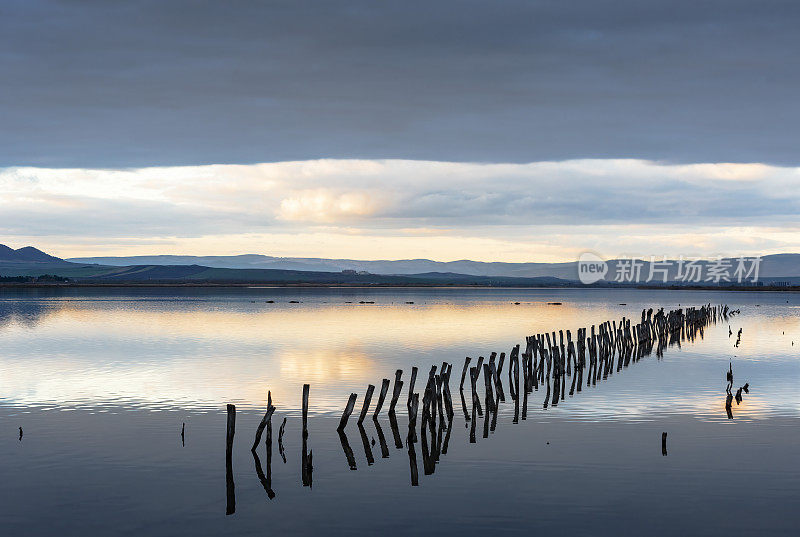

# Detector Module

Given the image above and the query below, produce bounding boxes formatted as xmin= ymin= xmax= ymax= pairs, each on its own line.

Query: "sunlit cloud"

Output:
xmin=1 ymin=159 xmax=799 ymax=261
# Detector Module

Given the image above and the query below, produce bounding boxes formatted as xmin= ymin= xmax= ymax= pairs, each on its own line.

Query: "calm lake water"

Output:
xmin=1 ymin=287 xmax=798 ymax=536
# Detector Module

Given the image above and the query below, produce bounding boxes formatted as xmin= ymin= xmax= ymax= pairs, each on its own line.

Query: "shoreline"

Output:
xmin=0 ymin=282 xmax=797 ymax=291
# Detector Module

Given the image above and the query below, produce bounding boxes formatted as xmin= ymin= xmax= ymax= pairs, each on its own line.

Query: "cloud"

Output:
xmin=1 ymin=158 xmax=799 ymax=260
xmin=1 ymin=1 xmax=800 ymax=167
xmin=277 ymin=189 xmax=378 ymax=222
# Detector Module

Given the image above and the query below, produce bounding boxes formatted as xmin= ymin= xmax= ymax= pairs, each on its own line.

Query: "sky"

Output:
xmin=1 ymin=0 xmax=798 ymax=261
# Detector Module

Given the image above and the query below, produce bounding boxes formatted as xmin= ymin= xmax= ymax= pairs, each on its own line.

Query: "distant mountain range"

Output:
xmin=1 ymin=244 xmax=798 ymax=285
xmin=67 ymin=252 xmax=800 ymax=281
xmin=0 ymin=245 xmax=567 ymax=285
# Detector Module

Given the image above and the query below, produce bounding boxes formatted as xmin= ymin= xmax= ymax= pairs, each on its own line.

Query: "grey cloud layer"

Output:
xmin=2 ymin=1 xmax=799 ymax=167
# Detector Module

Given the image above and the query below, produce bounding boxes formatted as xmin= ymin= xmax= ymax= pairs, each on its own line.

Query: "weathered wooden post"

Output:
xmin=373 ymin=378 xmax=391 ymax=418
xmin=490 ymin=360 xmax=504 ymax=401
xmin=358 ymin=384 xmax=375 ymax=424
xmin=661 ymin=432 xmax=668 ymax=456
xmin=389 ymin=369 xmax=404 ymax=413
xmin=302 ymin=384 xmax=309 ymax=437
xmin=469 ymin=366 xmax=483 ymax=416
xmin=338 ymin=393 xmax=358 ymax=431
xmin=251 ymin=391 xmax=276 ymax=452
xmin=301 ymin=384 xmax=312 ymax=487
xmin=407 ymin=366 xmax=418 ymax=408
xmin=435 ymin=374 xmax=446 ymax=421
xmin=483 ymin=363 xmax=495 ymax=412
xmin=409 ymin=392 xmax=420 ymax=424
xmin=459 ymin=357 xmax=471 ymax=390
xmin=442 ymin=372 xmax=455 ymax=420
xmin=225 ymin=403 xmax=236 ymax=515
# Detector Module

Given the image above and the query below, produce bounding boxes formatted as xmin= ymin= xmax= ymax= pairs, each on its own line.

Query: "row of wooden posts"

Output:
xmin=224 ymin=303 xmax=733 ymax=511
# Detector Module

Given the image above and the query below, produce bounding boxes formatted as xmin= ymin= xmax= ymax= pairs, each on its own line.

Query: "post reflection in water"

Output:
xmin=388 ymin=411 xmax=403 ymax=449
xmin=314 ymin=304 xmax=736 ymax=494
xmin=373 ymin=417 xmax=390 ymax=458
xmin=338 ymin=429 xmax=357 ymax=470
xmin=2 ymin=291 xmax=791 ymax=530
xmin=70 ymin=301 xmax=746 ymax=512
xmin=357 ymin=423 xmax=375 ymax=466
xmin=407 ymin=428 xmax=419 ymax=487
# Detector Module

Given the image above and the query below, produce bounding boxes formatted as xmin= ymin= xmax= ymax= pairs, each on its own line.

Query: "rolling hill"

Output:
xmin=67 ymin=252 xmax=800 ymax=281
xmin=3 ymin=244 xmax=798 ymax=285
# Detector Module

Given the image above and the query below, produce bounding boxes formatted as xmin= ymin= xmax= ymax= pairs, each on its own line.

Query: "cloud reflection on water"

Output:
xmin=0 ymin=289 xmax=798 ymax=421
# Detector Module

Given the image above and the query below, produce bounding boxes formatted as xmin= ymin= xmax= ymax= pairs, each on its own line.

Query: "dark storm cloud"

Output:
xmin=2 ymin=0 xmax=798 ymax=167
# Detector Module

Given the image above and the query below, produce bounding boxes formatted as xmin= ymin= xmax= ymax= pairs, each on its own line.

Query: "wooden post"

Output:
xmin=302 ymin=384 xmax=309 ymax=437
xmin=389 ymin=369 xmax=404 ymax=413
xmin=483 ymin=363 xmax=495 ymax=412
xmin=407 ymin=366 xmax=418 ymax=408
xmin=338 ymin=393 xmax=358 ymax=431
xmin=225 ymin=403 xmax=236 ymax=515
xmin=358 ymin=384 xmax=375 ymax=424
xmin=301 ymin=384 xmax=311 ymax=487
xmin=373 ymin=378 xmax=391 ymax=418
xmin=490 ymin=360 xmax=504 ymax=402
xmin=251 ymin=391 xmax=276 ymax=452
xmin=459 ymin=357 xmax=471 ymax=390
xmin=469 ymin=366 xmax=483 ymax=416
xmin=661 ymin=432 xmax=668 ymax=456
xmin=409 ymin=392 xmax=420 ymax=424
xmin=435 ymin=374 xmax=445 ymax=422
